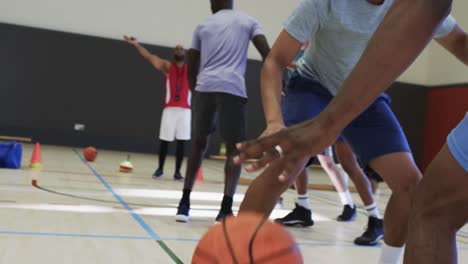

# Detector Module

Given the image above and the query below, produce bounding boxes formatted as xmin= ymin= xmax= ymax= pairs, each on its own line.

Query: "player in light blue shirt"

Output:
xmin=234 ymin=0 xmax=467 ymax=263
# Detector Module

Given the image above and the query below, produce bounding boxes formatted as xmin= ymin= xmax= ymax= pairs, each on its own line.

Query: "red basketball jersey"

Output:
xmin=164 ymin=63 xmax=191 ymax=109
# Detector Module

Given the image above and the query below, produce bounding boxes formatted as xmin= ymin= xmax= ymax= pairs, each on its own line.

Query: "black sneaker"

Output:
xmin=174 ymin=172 xmax=184 ymax=182
xmin=275 ymin=204 xmax=314 ymax=227
xmin=337 ymin=205 xmax=357 ymax=222
xmin=175 ymin=203 xmax=190 ymax=223
xmin=152 ymin=168 xmax=163 ymax=178
xmin=354 ymin=216 xmax=384 ymax=246
xmin=215 ymin=210 xmax=233 ymax=223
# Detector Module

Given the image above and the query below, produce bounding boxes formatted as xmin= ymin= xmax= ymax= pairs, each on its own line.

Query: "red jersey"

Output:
xmin=164 ymin=63 xmax=191 ymax=109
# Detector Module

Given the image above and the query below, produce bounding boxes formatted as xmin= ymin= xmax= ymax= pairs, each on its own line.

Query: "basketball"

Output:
xmin=192 ymin=212 xmax=303 ymax=264
xmin=83 ymin=147 xmax=97 ymax=162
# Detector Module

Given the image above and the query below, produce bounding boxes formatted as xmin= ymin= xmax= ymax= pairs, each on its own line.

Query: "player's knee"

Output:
xmin=391 ymin=170 xmax=421 ymax=195
xmin=411 ymin=189 xmax=465 ymax=231
xmin=394 ymin=179 xmax=420 ymax=196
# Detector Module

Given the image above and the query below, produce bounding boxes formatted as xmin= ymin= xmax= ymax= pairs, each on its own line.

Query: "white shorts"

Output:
xmin=159 ymin=107 xmax=191 ymax=141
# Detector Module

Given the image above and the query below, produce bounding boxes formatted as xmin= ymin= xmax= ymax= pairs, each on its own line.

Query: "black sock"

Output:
xmin=175 ymin=140 xmax=186 ymax=175
xmin=158 ymin=140 xmax=169 ymax=170
xmin=221 ymin=195 xmax=233 ymax=213
xmin=181 ymin=189 xmax=191 ymax=206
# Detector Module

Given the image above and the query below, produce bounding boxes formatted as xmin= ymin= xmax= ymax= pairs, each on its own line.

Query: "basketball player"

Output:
xmin=278 ymin=41 xmax=383 ymax=246
xmin=276 ymin=41 xmax=383 ymax=246
xmin=233 ymin=0 xmax=461 ymax=263
xmin=125 ymin=36 xmax=190 ymax=181
xmin=175 ymin=0 xmax=270 ymax=223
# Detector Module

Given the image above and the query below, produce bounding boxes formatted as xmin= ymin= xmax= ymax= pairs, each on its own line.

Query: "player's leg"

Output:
xmin=343 ymin=95 xmax=421 ymax=263
xmin=215 ymin=93 xmax=248 ymax=221
xmin=176 ymin=92 xmax=216 ymax=222
xmin=335 ymin=140 xmax=383 ymax=245
xmin=404 ymin=114 xmax=468 ymax=264
xmin=154 ymin=140 xmax=169 ymax=177
xmin=173 ymin=140 xmax=187 ymax=181
xmin=317 ymin=150 xmax=357 ymax=221
xmin=173 ymin=108 xmax=192 ymax=181
xmin=154 ymin=108 xmax=176 ymax=177
xmin=275 ymin=168 xmax=314 ymax=227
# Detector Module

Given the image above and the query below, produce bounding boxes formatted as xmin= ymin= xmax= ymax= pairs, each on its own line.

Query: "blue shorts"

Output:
xmin=282 ymin=72 xmax=411 ymax=166
xmin=447 ymin=113 xmax=468 ymax=172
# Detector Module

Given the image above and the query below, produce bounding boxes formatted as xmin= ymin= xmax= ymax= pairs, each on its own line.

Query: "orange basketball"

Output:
xmin=192 ymin=212 xmax=303 ymax=264
xmin=83 ymin=147 xmax=97 ymax=162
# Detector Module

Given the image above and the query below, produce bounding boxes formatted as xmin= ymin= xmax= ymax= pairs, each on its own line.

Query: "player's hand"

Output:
xmin=124 ymin=35 xmax=138 ymax=45
xmin=247 ymin=122 xmax=285 ymax=162
xmin=234 ymin=116 xmax=339 ymax=182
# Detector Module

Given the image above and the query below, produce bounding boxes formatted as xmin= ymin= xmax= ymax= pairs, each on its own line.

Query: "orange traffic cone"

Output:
xmin=30 ymin=142 xmax=42 ymax=169
xmin=196 ymin=167 xmax=203 ymax=182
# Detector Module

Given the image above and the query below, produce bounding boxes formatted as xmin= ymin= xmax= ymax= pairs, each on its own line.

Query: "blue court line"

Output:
xmin=72 ymin=149 xmax=183 ymax=263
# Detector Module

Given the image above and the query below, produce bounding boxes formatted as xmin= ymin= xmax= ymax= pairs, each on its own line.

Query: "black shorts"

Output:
xmin=192 ymin=91 xmax=247 ymax=144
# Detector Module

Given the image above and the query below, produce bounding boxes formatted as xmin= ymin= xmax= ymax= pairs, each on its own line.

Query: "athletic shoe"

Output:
xmin=354 ymin=216 xmax=384 ymax=246
xmin=337 ymin=204 xmax=357 ymax=222
xmin=275 ymin=204 xmax=314 ymax=227
xmin=152 ymin=168 xmax=163 ymax=178
xmin=174 ymin=172 xmax=184 ymax=182
xmin=175 ymin=204 xmax=190 ymax=223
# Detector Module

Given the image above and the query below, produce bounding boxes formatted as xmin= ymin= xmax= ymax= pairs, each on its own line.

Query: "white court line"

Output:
xmin=0 ymin=203 xmax=331 ymax=221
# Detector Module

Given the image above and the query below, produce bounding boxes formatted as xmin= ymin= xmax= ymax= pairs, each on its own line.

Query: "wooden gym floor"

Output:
xmin=0 ymin=143 xmax=467 ymax=263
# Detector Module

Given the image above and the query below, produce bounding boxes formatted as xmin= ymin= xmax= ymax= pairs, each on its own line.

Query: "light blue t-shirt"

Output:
xmin=284 ymin=0 xmax=457 ymax=95
xmin=448 ymin=113 xmax=468 ymax=172
xmin=191 ymin=10 xmax=264 ymax=98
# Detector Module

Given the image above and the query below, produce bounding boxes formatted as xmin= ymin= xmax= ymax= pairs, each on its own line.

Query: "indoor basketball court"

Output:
xmin=0 ymin=0 xmax=467 ymax=263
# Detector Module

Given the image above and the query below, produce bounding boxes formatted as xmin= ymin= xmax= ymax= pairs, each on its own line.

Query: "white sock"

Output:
xmin=338 ymin=191 xmax=354 ymax=207
xmin=295 ymin=193 xmax=310 ymax=210
xmin=378 ymin=242 xmax=405 ymax=264
xmin=365 ymin=202 xmax=381 ymax=218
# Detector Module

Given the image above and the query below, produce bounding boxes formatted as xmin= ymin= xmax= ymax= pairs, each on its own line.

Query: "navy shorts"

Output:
xmin=282 ymin=72 xmax=411 ymax=166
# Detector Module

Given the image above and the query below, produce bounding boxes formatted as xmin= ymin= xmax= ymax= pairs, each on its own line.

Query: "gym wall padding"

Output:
xmin=422 ymin=85 xmax=468 ymax=171
xmin=0 ymin=22 xmax=264 ymax=156
xmin=386 ymin=83 xmax=428 ymax=168
xmin=0 ymin=22 xmax=430 ymax=166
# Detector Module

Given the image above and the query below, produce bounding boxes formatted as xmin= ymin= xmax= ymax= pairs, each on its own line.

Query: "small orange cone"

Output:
xmin=30 ymin=142 xmax=42 ymax=169
xmin=196 ymin=167 xmax=203 ymax=182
